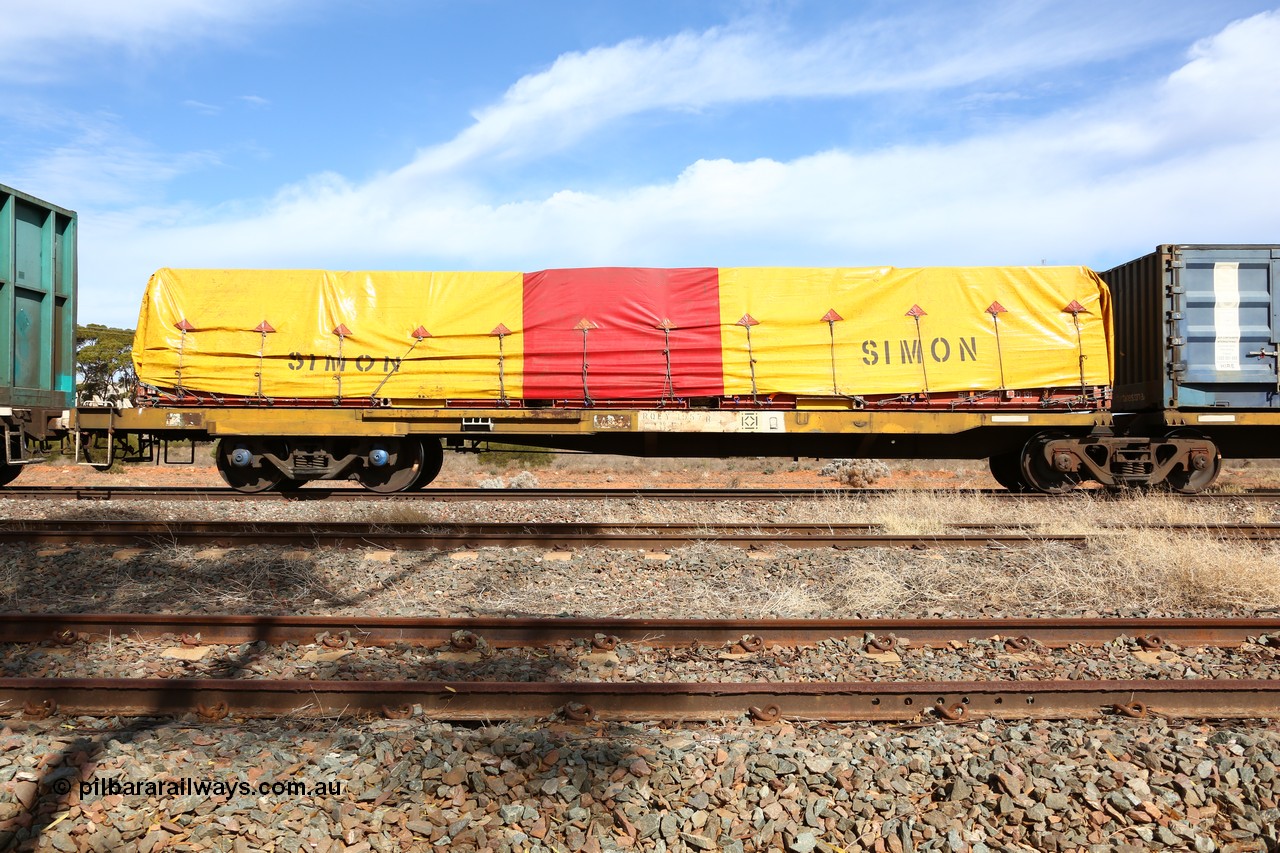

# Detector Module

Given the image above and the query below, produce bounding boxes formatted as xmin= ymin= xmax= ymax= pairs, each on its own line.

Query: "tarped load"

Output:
xmin=134 ymin=269 xmax=524 ymax=400
xmin=717 ymin=266 xmax=1112 ymax=396
xmin=522 ymin=267 xmax=723 ymax=399
xmin=133 ymin=265 xmax=1112 ymax=404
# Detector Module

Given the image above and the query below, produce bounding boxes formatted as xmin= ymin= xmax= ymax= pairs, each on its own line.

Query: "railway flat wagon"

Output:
xmin=57 ymin=251 xmax=1279 ymax=495
xmin=91 ymin=264 xmax=1118 ymax=493
xmin=0 ymin=184 xmax=76 ymax=485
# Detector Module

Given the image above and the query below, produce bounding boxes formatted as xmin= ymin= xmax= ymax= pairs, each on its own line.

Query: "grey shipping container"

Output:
xmin=0 ymin=183 xmax=76 ymax=411
xmin=1101 ymin=244 xmax=1280 ymax=412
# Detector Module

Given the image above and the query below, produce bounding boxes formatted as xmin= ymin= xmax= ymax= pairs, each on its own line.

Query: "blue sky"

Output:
xmin=3 ymin=1 xmax=1279 ymax=326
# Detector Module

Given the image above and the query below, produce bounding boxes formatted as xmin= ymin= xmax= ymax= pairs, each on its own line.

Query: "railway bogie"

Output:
xmin=1007 ymin=430 xmax=1223 ymax=493
xmin=211 ymin=435 xmax=445 ymax=492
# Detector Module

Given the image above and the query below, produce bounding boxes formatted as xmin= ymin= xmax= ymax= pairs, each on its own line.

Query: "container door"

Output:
xmin=1272 ymin=248 xmax=1280 ymax=388
xmin=1176 ymin=248 xmax=1278 ymax=407
xmin=13 ymin=288 xmax=44 ymax=390
xmin=11 ymin=200 xmax=49 ymax=396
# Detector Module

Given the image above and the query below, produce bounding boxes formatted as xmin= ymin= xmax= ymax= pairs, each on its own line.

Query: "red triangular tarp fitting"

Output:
xmin=175 ymin=319 xmax=195 ymax=332
xmin=490 ymin=324 xmax=511 ymax=337
xmin=411 ymin=326 xmax=432 ymax=340
xmin=985 ymin=302 xmax=1007 ymax=316
xmin=905 ymin=305 xmax=927 ymax=318
xmin=736 ymin=314 xmax=759 ymax=327
xmin=573 ymin=318 xmax=599 ymax=331
xmin=332 ymin=324 xmax=352 ymax=337
xmin=821 ymin=309 xmax=843 ymax=323
xmin=254 ymin=321 xmax=275 ymax=333
xmin=655 ymin=318 xmax=677 ymax=330
xmin=1062 ymin=300 xmax=1087 ymax=314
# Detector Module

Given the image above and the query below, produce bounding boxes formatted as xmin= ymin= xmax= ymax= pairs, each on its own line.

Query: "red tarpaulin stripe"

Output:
xmin=522 ymin=268 xmax=725 ymax=399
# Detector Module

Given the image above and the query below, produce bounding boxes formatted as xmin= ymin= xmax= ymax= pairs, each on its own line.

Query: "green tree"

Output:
xmin=76 ymin=324 xmax=136 ymax=404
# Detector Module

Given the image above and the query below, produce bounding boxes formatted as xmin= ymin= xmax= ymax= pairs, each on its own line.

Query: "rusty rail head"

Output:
xmin=4 ymin=613 xmax=1280 ymax=650
xmin=4 ymin=517 xmax=1280 ymax=550
xmin=4 ymin=677 xmax=1280 ymax=722
xmin=3 ymin=485 xmax=1279 ymax=503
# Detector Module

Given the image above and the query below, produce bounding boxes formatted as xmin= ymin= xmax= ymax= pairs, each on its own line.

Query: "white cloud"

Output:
xmin=182 ymin=100 xmax=222 ymax=116
xmin=398 ymin=7 xmax=1201 ymax=178
xmin=0 ymin=0 xmax=297 ymax=81
xmin=7 ymin=114 xmax=219 ymax=208
xmin=0 ymin=0 xmax=286 ymax=255
xmin=76 ymin=9 xmax=1280 ymax=326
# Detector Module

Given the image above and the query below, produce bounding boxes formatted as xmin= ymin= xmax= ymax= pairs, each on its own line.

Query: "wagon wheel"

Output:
xmin=356 ymin=438 xmax=425 ymax=494
xmin=987 ymin=452 xmax=1027 ymax=492
xmin=0 ymin=428 xmax=26 ymax=486
xmin=410 ymin=438 xmax=445 ymax=490
xmin=0 ymin=464 xmax=23 ymax=487
xmin=215 ymin=438 xmax=286 ymax=493
xmin=1019 ymin=431 xmax=1080 ymax=494
xmin=1162 ymin=430 xmax=1221 ymax=494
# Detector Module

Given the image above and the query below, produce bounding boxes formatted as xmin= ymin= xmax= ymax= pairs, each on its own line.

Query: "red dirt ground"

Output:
xmin=12 ymin=454 xmax=1276 ymax=491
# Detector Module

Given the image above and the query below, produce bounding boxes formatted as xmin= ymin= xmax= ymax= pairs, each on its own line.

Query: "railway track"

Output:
xmin=8 ymin=677 xmax=1279 ymax=722
xmin=4 ymin=614 xmax=1280 ymax=721
xmin=3 ymin=518 xmax=1279 ymax=549
xmin=2 ymin=485 xmax=1279 ymax=502
xmin=8 ymin=613 xmax=1280 ymax=649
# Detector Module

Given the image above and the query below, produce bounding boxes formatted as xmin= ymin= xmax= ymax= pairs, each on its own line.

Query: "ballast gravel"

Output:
xmin=3 ymin=538 xmax=1280 ymax=621
xmin=0 ymin=492 xmax=1275 ymax=528
xmin=3 ymin=716 xmax=1280 ymax=852
xmin=4 ymin=488 xmax=1280 ymax=849
xmin=6 ymin=635 xmax=1280 ymax=686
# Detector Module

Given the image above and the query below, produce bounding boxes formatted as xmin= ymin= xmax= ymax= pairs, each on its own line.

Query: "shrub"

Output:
xmin=819 ymin=458 xmax=891 ymax=487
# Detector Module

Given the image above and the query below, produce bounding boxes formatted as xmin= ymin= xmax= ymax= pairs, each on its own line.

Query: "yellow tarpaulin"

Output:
xmin=135 ymin=265 xmax=1112 ymax=403
xmin=716 ymin=267 xmax=1112 ymax=396
xmin=133 ymin=269 xmax=525 ymax=400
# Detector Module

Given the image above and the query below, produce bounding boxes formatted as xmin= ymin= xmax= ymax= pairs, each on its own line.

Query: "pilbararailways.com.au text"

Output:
xmin=67 ymin=778 xmax=344 ymax=798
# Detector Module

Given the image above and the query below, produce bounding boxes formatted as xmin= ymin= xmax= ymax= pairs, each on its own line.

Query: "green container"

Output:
xmin=0 ymin=184 xmax=76 ymax=410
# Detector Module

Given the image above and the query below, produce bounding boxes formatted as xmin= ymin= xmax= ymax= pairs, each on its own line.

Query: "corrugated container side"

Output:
xmin=1174 ymin=245 xmax=1279 ymax=408
xmin=0 ymin=184 xmax=77 ymax=410
xmin=1103 ymin=244 xmax=1280 ymax=412
xmin=1101 ymin=248 xmax=1167 ymax=412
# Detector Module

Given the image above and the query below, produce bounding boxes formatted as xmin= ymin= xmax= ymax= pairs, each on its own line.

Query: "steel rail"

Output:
xmin=2 ymin=485 xmax=1278 ymax=503
xmin=3 ymin=519 xmax=1279 ymax=549
xmin=7 ymin=613 xmax=1280 ymax=650
xmin=0 ymin=526 xmax=1054 ymax=549
xmin=5 ymin=676 xmax=1280 ymax=721
xmin=0 ymin=486 xmax=886 ymax=502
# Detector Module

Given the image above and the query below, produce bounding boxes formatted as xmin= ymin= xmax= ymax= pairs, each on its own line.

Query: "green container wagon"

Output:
xmin=0 ymin=183 xmax=77 ymax=483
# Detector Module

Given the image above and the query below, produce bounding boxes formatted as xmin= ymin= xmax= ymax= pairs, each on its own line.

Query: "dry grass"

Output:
xmin=5 ymin=478 xmax=1279 ymax=620
xmin=830 ymin=532 xmax=1280 ymax=616
xmin=7 ymin=529 xmax=1278 ymax=618
xmin=1090 ymin=529 xmax=1280 ymax=611
xmin=758 ymin=580 xmax=827 ymax=617
xmin=454 ymin=539 xmax=841 ymax=619
xmin=347 ymin=485 xmax=1276 ymax=531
